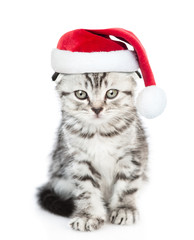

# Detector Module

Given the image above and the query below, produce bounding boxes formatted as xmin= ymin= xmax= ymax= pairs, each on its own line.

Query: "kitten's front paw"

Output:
xmin=110 ymin=207 xmax=139 ymax=225
xmin=70 ymin=217 xmax=104 ymax=231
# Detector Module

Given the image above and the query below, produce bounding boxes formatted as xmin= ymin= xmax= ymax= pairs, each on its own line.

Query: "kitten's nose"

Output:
xmin=91 ymin=107 xmax=103 ymax=115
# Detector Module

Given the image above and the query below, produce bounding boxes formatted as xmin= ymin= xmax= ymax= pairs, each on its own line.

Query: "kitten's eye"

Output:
xmin=74 ymin=90 xmax=88 ymax=100
xmin=106 ymin=89 xmax=118 ymax=99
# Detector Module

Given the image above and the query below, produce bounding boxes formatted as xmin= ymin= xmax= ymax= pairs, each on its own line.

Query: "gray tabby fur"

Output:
xmin=40 ymin=72 xmax=148 ymax=231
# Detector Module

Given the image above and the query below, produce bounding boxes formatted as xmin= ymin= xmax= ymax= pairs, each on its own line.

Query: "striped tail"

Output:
xmin=37 ymin=184 xmax=75 ymax=217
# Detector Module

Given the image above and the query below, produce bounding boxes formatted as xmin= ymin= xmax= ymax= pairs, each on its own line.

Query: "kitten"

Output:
xmin=37 ymin=72 xmax=148 ymax=231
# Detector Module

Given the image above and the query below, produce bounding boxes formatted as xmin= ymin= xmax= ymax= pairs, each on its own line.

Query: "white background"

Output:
xmin=0 ymin=0 xmax=194 ymax=239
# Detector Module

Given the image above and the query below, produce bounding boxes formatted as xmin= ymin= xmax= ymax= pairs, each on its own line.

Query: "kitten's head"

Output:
xmin=55 ymin=72 xmax=138 ymax=125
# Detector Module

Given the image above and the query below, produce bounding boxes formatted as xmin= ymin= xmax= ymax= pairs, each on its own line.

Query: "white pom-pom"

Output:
xmin=136 ymin=86 xmax=167 ymax=119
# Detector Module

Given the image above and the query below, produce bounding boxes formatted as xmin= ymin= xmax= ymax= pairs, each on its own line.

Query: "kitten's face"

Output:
xmin=56 ymin=72 xmax=137 ymax=125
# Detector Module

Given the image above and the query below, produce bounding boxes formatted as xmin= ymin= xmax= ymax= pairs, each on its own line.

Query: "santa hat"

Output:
xmin=51 ymin=28 xmax=166 ymax=119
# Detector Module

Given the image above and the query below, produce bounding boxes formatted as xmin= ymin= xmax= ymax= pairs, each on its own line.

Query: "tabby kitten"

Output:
xmin=38 ymin=72 xmax=148 ymax=231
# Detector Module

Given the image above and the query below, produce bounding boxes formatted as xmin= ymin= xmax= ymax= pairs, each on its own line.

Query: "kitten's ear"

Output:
xmin=52 ymin=72 xmax=64 ymax=84
xmin=128 ymin=72 xmax=139 ymax=89
xmin=135 ymin=71 xmax=142 ymax=79
xmin=52 ymin=72 xmax=60 ymax=81
xmin=128 ymin=71 xmax=143 ymax=89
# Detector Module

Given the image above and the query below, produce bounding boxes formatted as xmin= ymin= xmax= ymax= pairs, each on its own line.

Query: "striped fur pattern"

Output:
xmin=38 ymin=72 xmax=148 ymax=231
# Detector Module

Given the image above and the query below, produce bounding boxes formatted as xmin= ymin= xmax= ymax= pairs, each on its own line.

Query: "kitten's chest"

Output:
xmin=87 ymin=136 xmax=117 ymax=173
xmin=68 ymin=131 xmax=133 ymax=200
xmin=71 ymin=133 xmax=129 ymax=179
xmin=82 ymin=135 xmax=122 ymax=195
xmin=71 ymin=132 xmax=120 ymax=161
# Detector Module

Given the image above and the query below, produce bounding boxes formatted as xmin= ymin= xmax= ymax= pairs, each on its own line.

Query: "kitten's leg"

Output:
xmin=109 ymin=154 xmax=144 ymax=225
xmin=69 ymin=160 xmax=106 ymax=231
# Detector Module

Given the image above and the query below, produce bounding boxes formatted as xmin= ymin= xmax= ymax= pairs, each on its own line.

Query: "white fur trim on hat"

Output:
xmin=51 ymin=49 xmax=139 ymax=74
xmin=136 ymin=86 xmax=167 ymax=119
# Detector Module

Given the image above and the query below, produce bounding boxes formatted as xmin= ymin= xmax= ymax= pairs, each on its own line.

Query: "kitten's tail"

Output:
xmin=37 ymin=184 xmax=75 ymax=217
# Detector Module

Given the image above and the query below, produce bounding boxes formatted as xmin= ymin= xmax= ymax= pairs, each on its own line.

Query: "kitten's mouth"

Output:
xmin=93 ymin=114 xmax=102 ymax=120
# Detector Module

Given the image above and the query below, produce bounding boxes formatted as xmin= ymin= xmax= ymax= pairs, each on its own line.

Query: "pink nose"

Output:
xmin=91 ymin=107 xmax=103 ymax=115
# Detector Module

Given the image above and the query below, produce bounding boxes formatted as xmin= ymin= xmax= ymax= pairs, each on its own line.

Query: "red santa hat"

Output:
xmin=51 ymin=28 xmax=166 ymax=119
